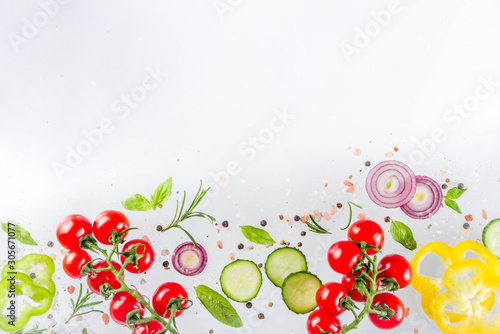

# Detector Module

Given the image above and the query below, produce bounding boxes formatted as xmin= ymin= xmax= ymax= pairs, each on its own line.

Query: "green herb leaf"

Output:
xmin=150 ymin=177 xmax=173 ymax=210
xmin=195 ymin=285 xmax=243 ymax=328
xmin=121 ymin=194 xmax=152 ymax=211
xmin=445 ymin=187 xmax=467 ymax=200
xmin=1 ymin=222 xmax=37 ymax=246
xmin=240 ymin=225 xmax=276 ymax=245
xmin=444 ymin=197 xmax=462 ymax=214
xmin=390 ymin=220 xmax=417 ymax=251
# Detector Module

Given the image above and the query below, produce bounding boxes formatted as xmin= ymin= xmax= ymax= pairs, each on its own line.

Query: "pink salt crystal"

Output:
xmin=161 ymin=249 xmax=170 ymax=256
xmin=322 ymin=212 xmax=331 ymax=221
xmin=50 ymin=254 xmax=57 ymax=261
xmin=465 ymin=215 xmax=473 ymax=222
xmin=142 ymin=235 xmax=151 ymax=244
xmin=76 ymin=316 xmax=83 ymax=322
xmin=357 ymin=213 xmax=366 ymax=220
xmin=102 ymin=313 xmax=110 ymax=325
xmin=329 ymin=205 xmax=336 ymax=216
xmin=217 ymin=176 xmax=227 ymax=184
xmin=464 ymin=229 xmax=470 ymax=237
xmin=346 ymin=187 xmax=355 ymax=193
xmin=217 ymin=241 xmax=223 ymax=249
xmin=67 ymin=285 xmax=75 ymax=294
xmin=385 ymin=152 xmax=395 ymax=158
xmin=312 ymin=209 xmax=321 ymax=217
xmin=229 ymin=253 xmax=235 ymax=261
xmin=353 ymin=148 xmax=361 ymax=156
xmin=301 ymin=215 xmax=309 ymax=223
xmin=405 ymin=307 xmax=410 ymax=318
xmin=344 ymin=180 xmax=354 ymax=187
xmin=482 ymin=210 xmax=488 ymax=220
xmin=414 ymin=330 xmax=418 ymax=334
xmin=60 ymin=249 xmax=68 ymax=256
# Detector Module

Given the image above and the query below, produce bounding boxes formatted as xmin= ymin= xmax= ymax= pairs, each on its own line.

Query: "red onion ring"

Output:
xmin=172 ymin=242 xmax=208 ymax=276
xmin=366 ymin=160 xmax=416 ymax=208
xmin=401 ymin=175 xmax=442 ymax=219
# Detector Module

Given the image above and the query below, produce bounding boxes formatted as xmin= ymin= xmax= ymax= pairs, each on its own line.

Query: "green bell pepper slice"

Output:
xmin=1 ymin=254 xmax=55 ymax=297
xmin=0 ymin=272 xmax=53 ymax=332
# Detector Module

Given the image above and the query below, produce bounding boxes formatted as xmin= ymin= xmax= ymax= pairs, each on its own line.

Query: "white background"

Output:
xmin=1 ymin=0 xmax=500 ymax=333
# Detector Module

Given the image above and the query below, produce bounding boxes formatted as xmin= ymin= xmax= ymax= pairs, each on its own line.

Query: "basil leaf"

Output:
xmin=150 ymin=177 xmax=173 ymax=210
xmin=121 ymin=194 xmax=152 ymax=211
xmin=1 ymin=222 xmax=37 ymax=246
xmin=240 ymin=225 xmax=276 ymax=245
xmin=195 ymin=285 xmax=243 ymax=328
xmin=390 ymin=220 xmax=417 ymax=251
xmin=444 ymin=197 xmax=462 ymax=214
xmin=445 ymin=187 xmax=467 ymax=200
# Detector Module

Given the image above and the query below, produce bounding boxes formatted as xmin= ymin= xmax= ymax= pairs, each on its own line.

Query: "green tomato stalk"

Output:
xmin=339 ymin=241 xmax=399 ymax=333
xmin=79 ymin=230 xmax=191 ymax=334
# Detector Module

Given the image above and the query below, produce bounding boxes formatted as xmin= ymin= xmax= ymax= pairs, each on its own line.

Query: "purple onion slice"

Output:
xmin=366 ymin=160 xmax=417 ymax=208
xmin=172 ymin=242 xmax=208 ymax=276
xmin=401 ymin=175 xmax=443 ymax=219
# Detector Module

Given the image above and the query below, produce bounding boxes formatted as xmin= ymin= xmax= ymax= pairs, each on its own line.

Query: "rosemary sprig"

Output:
xmin=66 ymin=284 xmax=104 ymax=324
xmin=340 ymin=201 xmax=363 ymax=230
xmin=13 ymin=324 xmax=56 ymax=334
xmin=162 ymin=181 xmax=215 ymax=247
xmin=305 ymin=214 xmax=331 ymax=234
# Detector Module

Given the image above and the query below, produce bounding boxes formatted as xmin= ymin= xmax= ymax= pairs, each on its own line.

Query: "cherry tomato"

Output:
xmin=132 ymin=320 xmax=165 ymax=334
xmin=62 ymin=248 xmax=92 ymax=279
xmin=110 ymin=291 xmax=145 ymax=325
xmin=56 ymin=214 xmax=92 ymax=250
xmin=327 ymin=241 xmax=362 ymax=274
xmin=87 ymin=260 xmax=123 ymax=295
xmin=347 ymin=219 xmax=384 ymax=255
xmin=306 ymin=309 xmax=341 ymax=334
xmin=377 ymin=254 xmax=413 ymax=289
xmin=368 ymin=293 xmax=405 ymax=329
xmin=120 ymin=239 xmax=155 ymax=274
xmin=316 ymin=282 xmax=348 ymax=317
xmin=93 ymin=210 xmax=130 ymax=245
xmin=152 ymin=282 xmax=189 ymax=318
xmin=341 ymin=266 xmax=379 ymax=302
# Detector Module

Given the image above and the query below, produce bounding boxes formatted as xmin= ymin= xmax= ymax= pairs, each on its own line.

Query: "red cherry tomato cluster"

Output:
xmin=56 ymin=210 xmax=189 ymax=331
xmin=308 ymin=219 xmax=413 ymax=333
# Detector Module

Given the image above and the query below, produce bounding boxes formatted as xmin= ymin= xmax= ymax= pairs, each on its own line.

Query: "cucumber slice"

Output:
xmin=220 ymin=260 xmax=262 ymax=302
xmin=483 ymin=219 xmax=500 ymax=258
xmin=265 ymin=247 xmax=308 ymax=287
xmin=282 ymin=271 xmax=322 ymax=314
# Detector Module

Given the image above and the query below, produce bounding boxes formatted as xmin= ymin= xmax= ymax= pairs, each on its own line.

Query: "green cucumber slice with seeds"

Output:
xmin=220 ymin=260 xmax=262 ymax=302
xmin=282 ymin=271 xmax=322 ymax=314
xmin=483 ymin=218 xmax=500 ymax=258
xmin=265 ymin=247 xmax=308 ymax=287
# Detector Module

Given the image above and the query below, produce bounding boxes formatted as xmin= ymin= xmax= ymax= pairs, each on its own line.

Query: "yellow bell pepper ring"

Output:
xmin=432 ymin=258 xmax=500 ymax=334
xmin=0 ymin=272 xmax=53 ymax=333
xmin=411 ymin=240 xmax=500 ymax=320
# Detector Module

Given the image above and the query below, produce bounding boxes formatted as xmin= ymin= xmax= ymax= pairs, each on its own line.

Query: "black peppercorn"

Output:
xmin=222 ymin=220 xmax=229 ymax=228
xmin=156 ymin=225 xmax=163 ymax=231
xmin=246 ymin=302 xmax=252 ymax=308
xmin=301 ymin=231 xmax=306 ymax=236
xmin=260 ymin=220 xmax=267 ymax=227
xmin=463 ymin=223 xmax=470 ymax=229
xmin=458 ymin=183 xmax=465 ymax=189
xmin=294 ymin=215 xmax=300 ymax=222
xmin=365 ymin=161 xmax=371 ymax=167
xmin=47 ymin=241 xmax=54 ymax=247
xmin=384 ymin=216 xmax=391 ymax=223
xmin=162 ymin=261 xmax=169 ymax=268
xmin=297 ymin=242 xmax=302 ymax=247
xmin=337 ymin=203 xmax=342 ymax=209
xmin=238 ymin=243 xmax=244 ymax=250
xmin=441 ymin=184 xmax=448 ymax=190
xmin=258 ymin=313 xmax=265 ymax=319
